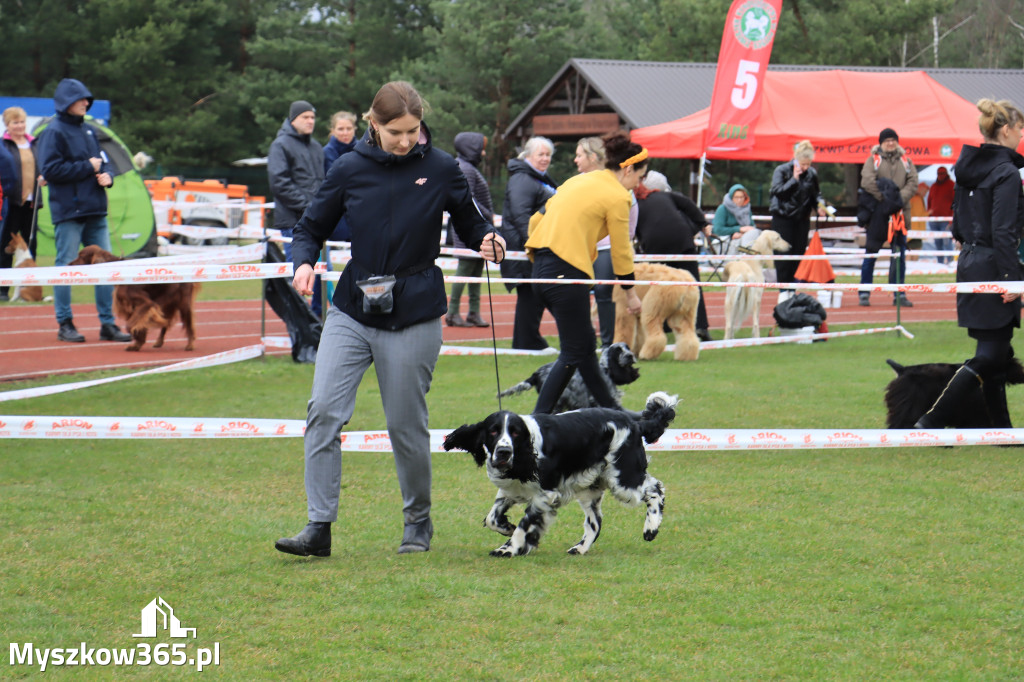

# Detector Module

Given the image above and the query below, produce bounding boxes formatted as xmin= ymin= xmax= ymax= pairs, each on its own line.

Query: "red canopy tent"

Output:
xmin=632 ymin=70 xmax=982 ymax=164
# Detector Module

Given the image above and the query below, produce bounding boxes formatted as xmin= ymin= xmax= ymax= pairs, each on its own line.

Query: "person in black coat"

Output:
xmin=769 ymin=140 xmax=827 ymax=288
xmin=267 ymin=100 xmax=325 ymax=262
xmin=501 ymin=136 xmax=557 ymax=349
xmin=446 ymin=131 xmax=494 ymax=328
xmin=916 ymin=98 xmax=1024 ymax=429
xmin=276 ymin=82 xmax=505 ymax=557
xmin=634 ymin=171 xmax=712 ymax=340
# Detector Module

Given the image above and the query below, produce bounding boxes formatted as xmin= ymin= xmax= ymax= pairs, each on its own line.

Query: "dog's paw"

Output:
xmin=643 ymin=528 xmax=659 ymax=542
xmin=484 ymin=515 xmax=515 ymax=536
xmin=490 ymin=544 xmax=514 ymax=558
xmin=567 ymin=544 xmax=589 ymax=555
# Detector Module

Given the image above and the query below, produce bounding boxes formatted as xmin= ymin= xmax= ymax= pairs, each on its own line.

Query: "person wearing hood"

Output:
xmin=36 ymin=78 xmax=131 ymax=343
xmin=267 ymin=100 xmax=325 ymax=261
xmin=859 ymin=127 xmax=919 ymax=307
xmin=712 ymin=184 xmax=761 ymax=254
xmin=501 ymin=136 xmax=557 ymax=349
xmin=446 ymin=131 xmax=494 ymax=328
xmin=275 ymin=81 xmax=505 ymax=558
xmin=916 ymin=99 xmax=1024 ymax=430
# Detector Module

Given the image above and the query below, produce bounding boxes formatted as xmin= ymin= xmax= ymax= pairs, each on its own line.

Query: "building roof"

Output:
xmin=506 ymin=58 xmax=1024 ymax=140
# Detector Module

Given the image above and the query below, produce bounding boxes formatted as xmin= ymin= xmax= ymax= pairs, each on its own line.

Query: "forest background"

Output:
xmin=0 ymin=0 xmax=1021 ymax=206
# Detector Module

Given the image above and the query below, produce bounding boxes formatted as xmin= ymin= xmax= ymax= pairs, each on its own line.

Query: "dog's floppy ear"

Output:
xmin=443 ymin=422 xmax=488 ymax=467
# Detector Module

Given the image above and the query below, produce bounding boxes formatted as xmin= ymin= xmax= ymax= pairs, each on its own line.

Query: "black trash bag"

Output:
xmin=263 ymin=241 xmax=322 ymax=363
xmin=773 ymin=293 xmax=827 ymax=329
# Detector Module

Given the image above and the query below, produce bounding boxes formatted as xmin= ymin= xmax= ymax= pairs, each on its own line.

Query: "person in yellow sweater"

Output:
xmin=525 ymin=130 xmax=645 ymax=414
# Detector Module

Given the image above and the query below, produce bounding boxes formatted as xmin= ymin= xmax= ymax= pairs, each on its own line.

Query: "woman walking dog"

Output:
xmin=525 ymin=130 xmax=644 ymax=415
xmin=915 ymin=98 xmax=1024 ymax=429
xmin=276 ymin=81 xmax=505 ymax=556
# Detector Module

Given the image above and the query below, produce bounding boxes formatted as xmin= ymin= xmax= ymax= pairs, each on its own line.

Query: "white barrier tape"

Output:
xmin=0 ymin=415 xmax=305 ymax=439
xmin=262 ymin=336 xmax=294 ymax=350
xmin=0 ymin=345 xmax=265 ymax=403
xmin=0 ymin=262 xmax=975 ymax=294
xmin=439 ymin=345 xmax=559 ymax=356
xmin=0 ymin=262 xmax=292 ymax=286
xmin=153 ymin=199 xmax=273 ymax=211
xmin=689 ymin=325 xmax=912 ymax=350
xmin=111 ymin=243 xmax=267 ymax=266
xmin=446 ymin=276 xmax=982 ymax=296
xmin=1 ymin=418 xmax=1020 ymax=449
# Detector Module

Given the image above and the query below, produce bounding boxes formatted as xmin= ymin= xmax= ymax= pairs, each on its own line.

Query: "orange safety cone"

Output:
xmin=794 ymin=230 xmax=835 ymax=285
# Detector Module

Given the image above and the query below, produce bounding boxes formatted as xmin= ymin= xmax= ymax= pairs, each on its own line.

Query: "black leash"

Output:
xmin=483 ymin=239 xmax=506 ymax=410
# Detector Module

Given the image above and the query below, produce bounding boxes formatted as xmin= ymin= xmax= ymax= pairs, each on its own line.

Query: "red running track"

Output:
xmin=0 ymin=289 xmax=956 ymax=383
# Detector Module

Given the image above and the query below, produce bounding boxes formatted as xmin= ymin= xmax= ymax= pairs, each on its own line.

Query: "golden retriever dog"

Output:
xmin=722 ymin=229 xmax=791 ymax=340
xmin=612 ymin=263 xmax=700 ymax=361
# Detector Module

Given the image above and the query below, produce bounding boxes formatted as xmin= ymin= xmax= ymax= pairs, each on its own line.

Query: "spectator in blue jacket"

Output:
xmin=36 ymin=78 xmax=130 ymax=343
xmin=275 ymin=81 xmax=505 ymax=558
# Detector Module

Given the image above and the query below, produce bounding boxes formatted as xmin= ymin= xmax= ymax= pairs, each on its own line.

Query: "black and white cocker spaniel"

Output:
xmin=443 ymin=391 xmax=676 ymax=557
xmin=497 ymin=342 xmax=640 ymax=413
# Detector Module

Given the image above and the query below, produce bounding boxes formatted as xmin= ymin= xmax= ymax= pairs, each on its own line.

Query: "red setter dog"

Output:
xmin=69 ymin=245 xmax=200 ymax=352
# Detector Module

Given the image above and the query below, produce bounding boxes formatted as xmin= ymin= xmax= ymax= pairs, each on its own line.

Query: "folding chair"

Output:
xmin=697 ymin=232 xmax=730 ymax=281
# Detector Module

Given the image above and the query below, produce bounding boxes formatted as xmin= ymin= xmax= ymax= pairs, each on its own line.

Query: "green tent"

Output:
xmin=31 ymin=116 xmax=158 ymax=258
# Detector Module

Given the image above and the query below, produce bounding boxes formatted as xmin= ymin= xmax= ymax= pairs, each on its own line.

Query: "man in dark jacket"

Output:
xmin=446 ymin=131 xmax=494 ymax=327
xmin=268 ymin=100 xmax=325 ymax=261
xmin=859 ymin=127 xmax=918 ymax=307
xmin=36 ymin=78 xmax=130 ymax=343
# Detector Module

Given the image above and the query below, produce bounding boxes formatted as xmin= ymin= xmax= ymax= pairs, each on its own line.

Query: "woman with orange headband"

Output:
xmin=525 ymin=130 xmax=647 ymax=414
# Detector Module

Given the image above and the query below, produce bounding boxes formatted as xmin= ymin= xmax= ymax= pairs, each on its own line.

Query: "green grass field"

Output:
xmin=3 ymin=316 xmax=1023 ymax=680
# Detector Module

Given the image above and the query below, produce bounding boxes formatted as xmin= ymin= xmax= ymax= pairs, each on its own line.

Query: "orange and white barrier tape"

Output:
xmin=0 ymin=418 xmax=1020 ymax=449
xmin=0 ymin=415 xmax=305 ymax=439
xmin=0 ymin=345 xmax=265 ymax=403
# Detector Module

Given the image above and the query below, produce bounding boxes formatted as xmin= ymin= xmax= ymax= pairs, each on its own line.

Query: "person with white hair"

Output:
xmin=501 ymin=136 xmax=557 ymax=350
xmin=635 ymin=170 xmax=713 ymax=341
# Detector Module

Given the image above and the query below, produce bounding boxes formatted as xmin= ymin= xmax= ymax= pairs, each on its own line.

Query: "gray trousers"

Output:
xmin=304 ymin=307 xmax=442 ymax=526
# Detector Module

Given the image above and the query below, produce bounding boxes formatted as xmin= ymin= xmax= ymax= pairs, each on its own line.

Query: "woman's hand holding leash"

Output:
xmin=479 ymin=232 xmax=506 ymax=263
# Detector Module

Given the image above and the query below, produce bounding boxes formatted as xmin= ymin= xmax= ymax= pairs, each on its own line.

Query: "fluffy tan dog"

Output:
xmin=612 ymin=263 xmax=700 ymax=361
xmin=722 ymin=229 xmax=791 ymax=340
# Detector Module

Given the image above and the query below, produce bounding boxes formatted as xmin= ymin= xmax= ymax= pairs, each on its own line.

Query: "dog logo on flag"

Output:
xmin=732 ymin=1 xmax=779 ymax=49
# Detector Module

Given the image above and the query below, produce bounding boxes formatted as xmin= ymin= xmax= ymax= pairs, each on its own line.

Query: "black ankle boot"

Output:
xmin=275 ymin=521 xmax=331 ymax=557
xmin=914 ymin=364 xmax=982 ymax=429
